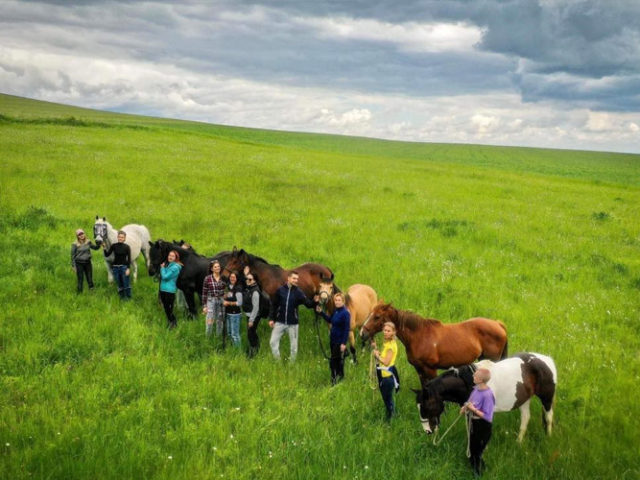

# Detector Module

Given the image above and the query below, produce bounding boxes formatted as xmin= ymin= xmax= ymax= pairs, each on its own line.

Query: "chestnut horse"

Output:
xmin=318 ymin=281 xmax=378 ymax=363
xmin=359 ymin=302 xmax=508 ymax=385
xmin=222 ymin=248 xmax=334 ymax=300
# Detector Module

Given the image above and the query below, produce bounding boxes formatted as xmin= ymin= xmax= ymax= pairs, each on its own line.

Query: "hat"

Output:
xmin=76 ymin=229 xmax=85 ymax=236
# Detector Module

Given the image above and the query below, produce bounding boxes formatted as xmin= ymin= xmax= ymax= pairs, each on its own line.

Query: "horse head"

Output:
xmin=317 ymin=279 xmax=335 ymax=308
xmin=93 ymin=216 xmax=109 ymax=246
xmin=413 ymin=385 xmax=445 ymax=435
xmin=359 ymin=301 xmax=397 ymax=344
xmin=222 ymin=247 xmax=249 ymax=277
xmin=148 ymin=239 xmax=171 ymax=277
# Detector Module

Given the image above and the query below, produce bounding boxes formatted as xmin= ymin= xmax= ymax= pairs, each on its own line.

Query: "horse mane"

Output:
xmin=397 ymin=309 xmax=442 ymax=330
xmin=245 ymin=251 xmax=282 ymax=270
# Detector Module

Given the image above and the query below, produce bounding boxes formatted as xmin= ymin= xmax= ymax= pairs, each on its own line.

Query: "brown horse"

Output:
xmin=359 ymin=302 xmax=508 ymax=385
xmin=318 ymin=281 xmax=378 ymax=363
xmin=222 ymin=248 xmax=334 ymax=299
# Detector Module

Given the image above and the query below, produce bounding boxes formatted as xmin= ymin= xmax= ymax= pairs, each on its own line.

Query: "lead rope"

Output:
xmin=465 ymin=411 xmax=472 ymax=457
xmin=368 ymin=350 xmax=378 ymax=398
xmin=432 ymin=412 xmax=464 ymax=446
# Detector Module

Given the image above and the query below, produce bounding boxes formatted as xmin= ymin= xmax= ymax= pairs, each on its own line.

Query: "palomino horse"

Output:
xmin=93 ymin=216 xmax=151 ymax=282
xmin=318 ymin=281 xmax=378 ymax=363
xmin=414 ymin=353 xmax=557 ymax=442
xmin=359 ymin=302 xmax=508 ymax=385
xmin=148 ymin=239 xmax=233 ymax=318
xmin=222 ymin=248 xmax=334 ymax=300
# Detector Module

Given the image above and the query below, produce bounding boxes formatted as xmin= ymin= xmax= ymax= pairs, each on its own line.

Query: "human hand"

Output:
xmin=340 ymin=344 xmax=346 ymax=352
xmin=269 ymin=320 xmax=275 ymax=328
xmin=203 ymin=307 xmax=208 ymax=313
xmin=315 ymin=305 xmax=322 ymax=313
xmin=248 ymin=321 xmax=253 ymax=328
xmin=125 ymin=268 xmax=130 ymax=276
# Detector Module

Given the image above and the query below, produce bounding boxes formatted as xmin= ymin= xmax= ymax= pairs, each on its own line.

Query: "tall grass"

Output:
xmin=1 ymin=94 xmax=639 ymax=479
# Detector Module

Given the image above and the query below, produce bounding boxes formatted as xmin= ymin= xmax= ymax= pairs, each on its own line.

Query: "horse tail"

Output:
xmin=501 ymin=338 xmax=509 ymax=359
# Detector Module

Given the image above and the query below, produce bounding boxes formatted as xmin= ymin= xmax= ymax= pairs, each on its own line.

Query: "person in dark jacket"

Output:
xmin=102 ymin=230 xmax=132 ymax=300
xmin=268 ymin=271 xmax=318 ymax=362
xmin=243 ymin=272 xmax=262 ymax=358
xmin=70 ymin=228 xmax=100 ymax=293
xmin=316 ymin=291 xmax=351 ymax=385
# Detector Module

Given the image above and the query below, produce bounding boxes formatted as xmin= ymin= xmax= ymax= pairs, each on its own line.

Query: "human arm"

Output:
xmin=90 ymin=241 xmax=100 ymax=250
xmin=247 ymin=291 xmax=260 ymax=325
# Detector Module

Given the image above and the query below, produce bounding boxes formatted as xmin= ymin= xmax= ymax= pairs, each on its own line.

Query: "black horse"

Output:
xmin=149 ymin=239 xmax=232 ymax=318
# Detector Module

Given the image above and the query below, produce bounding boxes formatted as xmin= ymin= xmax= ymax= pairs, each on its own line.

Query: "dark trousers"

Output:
xmin=75 ymin=262 xmax=94 ymax=292
xmin=329 ymin=342 xmax=345 ymax=384
xmin=160 ymin=291 xmax=177 ymax=328
xmin=112 ymin=265 xmax=131 ymax=299
xmin=469 ymin=418 xmax=492 ymax=475
xmin=379 ymin=376 xmax=395 ymax=419
xmin=247 ymin=317 xmax=261 ymax=357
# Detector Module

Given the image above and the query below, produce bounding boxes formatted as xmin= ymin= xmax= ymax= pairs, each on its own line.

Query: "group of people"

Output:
xmin=71 ymin=228 xmax=493 ymax=476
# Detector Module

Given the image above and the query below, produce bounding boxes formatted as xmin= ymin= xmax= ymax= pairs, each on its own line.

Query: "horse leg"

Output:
xmin=539 ymin=390 xmax=555 ymax=436
xmin=184 ymin=289 xmax=197 ymax=319
xmin=131 ymin=260 xmax=138 ymax=282
xmin=517 ymin=399 xmax=532 ymax=442
xmin=348 ymin=330 xmax=357 ymax=364
xmin=105 ymin=259 xmax=114 ymax=283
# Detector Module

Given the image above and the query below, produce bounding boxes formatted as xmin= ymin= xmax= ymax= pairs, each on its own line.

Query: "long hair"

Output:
xmin=169 ymin=250 xmax=183 ymax=266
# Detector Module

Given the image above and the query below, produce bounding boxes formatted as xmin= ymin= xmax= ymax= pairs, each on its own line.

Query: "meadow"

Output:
xmin=1 ymin=93 xmax=639 ymax=480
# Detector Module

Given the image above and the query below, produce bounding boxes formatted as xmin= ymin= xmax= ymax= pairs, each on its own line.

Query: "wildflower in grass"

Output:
xmin=168 ymin=455 xmax=173 ymax=460
xmin=5 ymin=443 xmax=9 ymax=447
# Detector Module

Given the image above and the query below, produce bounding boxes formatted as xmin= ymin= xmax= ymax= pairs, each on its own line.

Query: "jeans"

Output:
xmin=379 ymin=376 xmax=395 ymax=420
xmin=75 ymin=261 xmax=94 ymax=292
xmin=111 ymin=265 xmax=131 ymax=299
xmin=226 ymin=313 xmax=242 ymax=348
xmin=205 ymin=297 xmax=224 ymax=337
xmin=269 ymin=323 xmax=299 ymax=361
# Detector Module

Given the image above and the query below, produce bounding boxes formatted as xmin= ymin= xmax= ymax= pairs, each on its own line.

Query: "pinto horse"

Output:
xmin=148 ymin=239 xmax=232 ymax=318
xmin=414 ymin=353 xmax=557 ymax=442
xmin=222 ymin=248 xmax=334 ymax=300
xmin=359 ymin=302 xmax=508 ymax=385
xmin=318 ymin=281 xmax=378 ymax=363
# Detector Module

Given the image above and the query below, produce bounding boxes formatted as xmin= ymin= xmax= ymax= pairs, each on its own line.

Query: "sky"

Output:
xmin=1 ymin=0 xmax=639 ymax=153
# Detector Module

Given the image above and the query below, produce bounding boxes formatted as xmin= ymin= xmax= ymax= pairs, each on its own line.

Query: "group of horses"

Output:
xmin=92 ymin=216 xmax=557 ymax=444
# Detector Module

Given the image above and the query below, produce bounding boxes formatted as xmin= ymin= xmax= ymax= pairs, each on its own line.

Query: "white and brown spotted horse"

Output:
xmin=414 ymin=352 xmax=557 ymax=442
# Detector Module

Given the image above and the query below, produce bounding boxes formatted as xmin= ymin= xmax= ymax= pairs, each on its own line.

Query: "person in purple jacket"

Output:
xmin=460 ymin=367 xmax=495 ymax=476
xmin=316 ymin=292 xmax=351 ymax=385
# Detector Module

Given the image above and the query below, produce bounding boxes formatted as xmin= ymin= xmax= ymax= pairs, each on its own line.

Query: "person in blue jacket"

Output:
xmin=316 ymin=291 xmax=351 ymax=385
xmin=160 ymin=250 xmax=183 ymax=329
xmin=268 ymin=271 xmax=318 ymax=362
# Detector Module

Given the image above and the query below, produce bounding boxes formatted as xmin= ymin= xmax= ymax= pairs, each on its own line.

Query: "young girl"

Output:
xmin=202 ymin=260 xmax=226 ymax=338
xmin=372 ymin=321 xmax=399 ymax=420
xmin=460 ymin=367 xmax=495 ymax=476
xmin=159 ymin=250 xmax=183 ymax=329
xmin=70 ymin=229 xmax=100 ymax=293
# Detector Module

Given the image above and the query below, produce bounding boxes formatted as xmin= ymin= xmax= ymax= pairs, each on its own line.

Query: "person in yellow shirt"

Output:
xmin=372 ymin=321 xmax=399 ymax=421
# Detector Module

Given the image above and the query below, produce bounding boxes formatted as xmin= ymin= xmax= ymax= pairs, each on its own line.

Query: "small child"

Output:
xmin=460 ymin=367 xmax=495 ymax=476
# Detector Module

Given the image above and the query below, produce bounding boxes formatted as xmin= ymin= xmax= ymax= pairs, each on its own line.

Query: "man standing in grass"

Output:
xmin=103 ymin=230 xmax=132 ymax=300
xmin=268 ymin=271 xmax=318 ymax=362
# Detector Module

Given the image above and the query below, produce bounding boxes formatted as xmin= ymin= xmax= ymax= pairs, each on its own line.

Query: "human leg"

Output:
xmin=287 ymin=324 xmax=299 ymax=362
xmin=269 ymin=322 xmax=287 ymax=360
xmin=85 ymin=262 xmax=94 ymax=289
xmin=379 ymin=376 xmax=395 ymax=420
xmin=75 ymin=263 xmax=85 ymax=292
xmin=160 ymin=291 xmax=177 ymax=328
xmin=112 ymin=265 xmax=126 ymax=298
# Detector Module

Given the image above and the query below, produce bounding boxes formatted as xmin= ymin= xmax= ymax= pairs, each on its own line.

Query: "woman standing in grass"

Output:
xmin=316 ymin=292 xmax=350 ymax=385
xmin=70 ymin=228 xmax=100 ymax=293
xmin=224 ymin=271 xmax=243 ymax=349
xmin=202 ymin=260 xmax=226 ymax=338
xmin=371 ymin=321 xmax=400 ymax=421
xmin=159 ymin=250 xmax=183 ymax=329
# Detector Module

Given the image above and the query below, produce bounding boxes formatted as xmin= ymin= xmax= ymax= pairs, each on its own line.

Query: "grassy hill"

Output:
xmin=1 ymin=93 xmax=639 ymax=480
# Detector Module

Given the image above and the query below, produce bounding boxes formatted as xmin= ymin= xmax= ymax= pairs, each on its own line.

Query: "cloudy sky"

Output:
xmin=2 ymin=0 xmax=639 ymax=153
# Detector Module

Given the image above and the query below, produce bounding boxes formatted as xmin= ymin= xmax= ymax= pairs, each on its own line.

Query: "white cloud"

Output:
xmin=298 ymin=16 xmax=483 ymax=53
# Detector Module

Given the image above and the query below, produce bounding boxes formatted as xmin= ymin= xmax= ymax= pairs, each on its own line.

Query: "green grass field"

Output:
xmin=1 ymin=93 xmax=639 ymax=480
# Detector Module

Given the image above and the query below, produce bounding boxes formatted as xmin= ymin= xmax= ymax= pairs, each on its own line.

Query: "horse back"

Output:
xmin=345 ymin=284 xmax=378 ymax=328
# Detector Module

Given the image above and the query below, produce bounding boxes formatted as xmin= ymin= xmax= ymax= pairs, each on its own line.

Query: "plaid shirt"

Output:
xmin=202 ymin=274 xmax=226 ymax=301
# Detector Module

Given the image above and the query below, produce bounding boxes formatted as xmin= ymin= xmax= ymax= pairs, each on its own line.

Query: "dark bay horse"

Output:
xmin=414 ymin=353 xmax=557 ymax=442
xmin=222 ymin=248 xmax=335 ymax=300
xmin=149 ymin=239 xmax=232 ymax=317
xmin=359 ymin=302 xmax=508 ymax=385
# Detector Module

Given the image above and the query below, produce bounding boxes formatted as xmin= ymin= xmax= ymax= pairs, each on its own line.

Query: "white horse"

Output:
xmin=93 ymin=216 xmax=151 ymax=282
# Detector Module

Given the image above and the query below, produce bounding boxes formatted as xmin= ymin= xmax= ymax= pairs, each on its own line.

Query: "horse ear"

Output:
xmin=95 ymin=215 xmax=98 ymax=220
xmin=232 ymin=246 xmax=237 ymax=254
xmin=103 ymin=217 xmax=106 ymax=221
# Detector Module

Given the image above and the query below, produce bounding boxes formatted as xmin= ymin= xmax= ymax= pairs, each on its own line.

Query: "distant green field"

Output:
xmin=1 ymin=93 xmax=639 ymax=480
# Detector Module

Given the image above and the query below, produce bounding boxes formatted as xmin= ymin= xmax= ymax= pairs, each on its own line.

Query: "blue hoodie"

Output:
xmin=160 ymin=262 xmax=182 ymax=293
xmin=319 ymin=306 xmax=351 ymax=345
